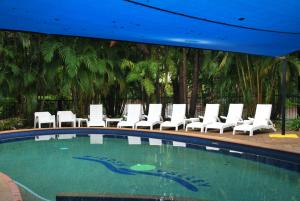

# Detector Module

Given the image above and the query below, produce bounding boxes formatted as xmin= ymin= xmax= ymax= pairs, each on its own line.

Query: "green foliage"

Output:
xmin=0 ymin=117 xmax=24 ymax=131
xmin=0 ymin=30 xmax=300 ymax=126
xmin=287 ymin=117 xmax=300 ymax=131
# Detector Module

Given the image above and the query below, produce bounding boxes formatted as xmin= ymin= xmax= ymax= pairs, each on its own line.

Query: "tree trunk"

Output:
xmin=172 ymin=76 xmax=180 ymax=103
xmin=179 ymin=48 xmax=188 ymax=104
xmin=155 ymin=66 xmax=161 ymax=103
xmin=189 ymin=50 xmax=201 ymax=117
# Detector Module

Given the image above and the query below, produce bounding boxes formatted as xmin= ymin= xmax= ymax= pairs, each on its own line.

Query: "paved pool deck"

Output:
xmin=0 ymin=173 xmax=22 ymax=201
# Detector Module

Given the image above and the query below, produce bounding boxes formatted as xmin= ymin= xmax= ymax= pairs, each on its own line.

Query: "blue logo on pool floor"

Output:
xmin=73 ymin=155 xmax=210 ymax=192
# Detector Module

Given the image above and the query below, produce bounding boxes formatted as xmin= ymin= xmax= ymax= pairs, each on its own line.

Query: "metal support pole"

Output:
xmin=281 ymin=59 xmax=287 ymax=135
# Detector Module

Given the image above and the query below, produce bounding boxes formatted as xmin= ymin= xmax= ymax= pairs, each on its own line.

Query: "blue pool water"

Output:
xmin=0 ymin=135 xmax=299 ymax=201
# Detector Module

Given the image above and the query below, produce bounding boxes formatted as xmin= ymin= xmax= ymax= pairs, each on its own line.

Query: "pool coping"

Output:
xmin=0 ymin=172 xmax=22 ymax=201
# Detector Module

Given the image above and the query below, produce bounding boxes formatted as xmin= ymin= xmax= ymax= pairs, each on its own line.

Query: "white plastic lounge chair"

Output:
xmin=205 ymin=104 xmax=243 ymax=134
xmin=185 ymin=104 xmax=220 ymax=132
xmin=136 ymin=104 xmax=162 ymax=130
xmin=160 ymin=104 xmax=186 ymax=131
xmin=87 ymin=104 xmax=105 ymax=127
xmin=233 ymin=104 xmax=276 ymax=136
xmin=117 ymin=104 xmax=142 ymax=129
xmin=34 ymin=112 xmax=56 ymax=128
xmin=57 ymin=111 xmax=76 ymax=127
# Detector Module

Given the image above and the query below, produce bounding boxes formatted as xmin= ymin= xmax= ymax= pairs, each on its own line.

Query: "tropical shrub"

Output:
xmin=288 ymin=117 xmax=300 ymax=131
xmin=0 ymin=117 xmax=24 ymax=131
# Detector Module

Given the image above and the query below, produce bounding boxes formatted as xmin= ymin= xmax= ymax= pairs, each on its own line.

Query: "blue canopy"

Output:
xmin=0 ymin=0 xmax=300 ymax=56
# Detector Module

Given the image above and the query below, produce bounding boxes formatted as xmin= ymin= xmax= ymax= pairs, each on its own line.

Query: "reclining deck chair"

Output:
xmin=87 ymin=104 xmax=105 ymax=127
xmin=233 ymin=104 xmax=276 ymax=136
xmin=205 ymin=104 xmax=243 ymax=134
xmin=160 ymin=104 xmax=186 ymax=131
xmin=57 ymin=111 xmax=76 ymax=127
xmin=34 ymin=112 xmax=56 ymax=128
xmin=186 ymin=104 xmax=220 ymax=132
xmin=136 ymin=104 xmax=162 ymax=130
xmin=117 ymin=104 xmax=142 ymax=129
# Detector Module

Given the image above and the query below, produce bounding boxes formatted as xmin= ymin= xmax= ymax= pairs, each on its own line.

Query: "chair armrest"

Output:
xmin=248 ymin=117 xmax=254 ymax=121
xmin=237 ymin=120 xmax=244 ymax=124
xmin=142 ymin=115 xmax=148 ymax=120
xmin=198 ymin=116 xmax=204 ymax=119
xmin=167 ymin=115 xmax=172 ymax=119
xmin=220 ymin=116 xmax=227 ymax=120
xmin=243 ymin=120 xmax=253 ymax=125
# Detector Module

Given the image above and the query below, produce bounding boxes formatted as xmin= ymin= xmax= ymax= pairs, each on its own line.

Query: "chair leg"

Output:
xmin=250 ymin=130 xmax=253 ymax=136
xmin=160 ymin=125 xmax=162 ymax=131
xmin=150 ymin=125 xmax=153 ymax=130
xmin=39 ymin=123 xmax=41 ymax=128
xmin=200 ymin=127 xmax=204 ymax=133
xmin=175 ymin=126 xmax=178 ymax=131
xmin=220 ymin=128 xmax=223 ymax=134
xmin=233 ymin=129 xmax=236 ymax=135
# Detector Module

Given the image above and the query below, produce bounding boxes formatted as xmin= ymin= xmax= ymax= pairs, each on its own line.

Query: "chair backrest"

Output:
xmin=34 ymin=112 xmax=51 ymax=122
xmin=126 ymin=104 xmax=142 ymax=122
xmin=147 ymin=104 xmax=162 ymax=122
xmin=253 ymin=104 xmax=272 ymax=126
xmin=57 ymin=111 xmax=75 ymax=121
xmin=225 ymin=104 xmax=244 ymax=124
xmin=89 ymin=104 xmax=103 ymax=121
xmin=171 ymin=104 xmax=186 ymax=123
xmin=203 ymin=104 xmax=220 ymax=124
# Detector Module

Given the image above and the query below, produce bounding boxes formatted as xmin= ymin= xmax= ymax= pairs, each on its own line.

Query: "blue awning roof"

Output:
xmin=0 ymin=0 xmax=300 ymax=56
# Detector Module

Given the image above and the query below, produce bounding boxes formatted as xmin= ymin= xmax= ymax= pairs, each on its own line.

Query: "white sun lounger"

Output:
xmin=160 ymin=104 xmax=186 ymax=131
xmin=205 ymin=104 xmax=243 ymax=134
xmin=233 ymin=104 xmax=276 ymax=136
xmin=57 ymin=111 xmax=76 ymax=127
xmin=117 ymin=104 xmax=142 ymax=129
xmin=34 ymin=112 xmax=56 ymax=128
xmin=136 ymin=104 xmax=162 ymax=130
xmin=87 ymin=104 xmax=105 ymax=127
xmin=185 ymin=104 xmax=220 ymax=132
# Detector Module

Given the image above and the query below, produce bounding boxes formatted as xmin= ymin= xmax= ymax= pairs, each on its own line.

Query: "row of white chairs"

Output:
xmin=185 ymin=104 xmax=276 ymax=136
xmin=34 ymin=105 xmax=105 ymax=128
xmin=34 ymin=103 xmax=276 ymax=136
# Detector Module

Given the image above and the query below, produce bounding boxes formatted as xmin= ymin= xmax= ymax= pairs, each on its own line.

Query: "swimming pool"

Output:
xmin=0 ymin=129 xmax=299 ymax=201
